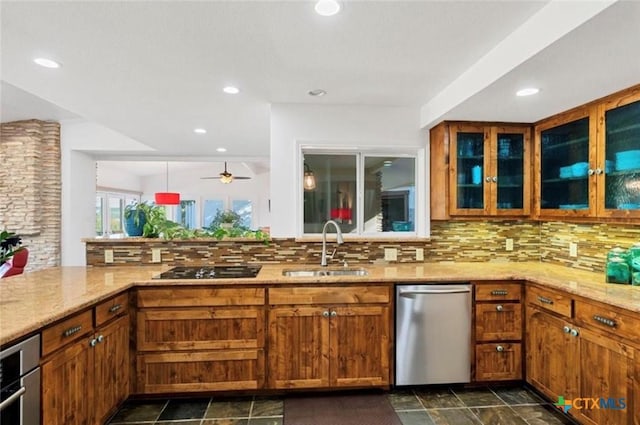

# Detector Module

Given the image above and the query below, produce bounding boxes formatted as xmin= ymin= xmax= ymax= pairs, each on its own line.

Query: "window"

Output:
xmin=96 ymin=190 xmax=140 ymax=236
xmin=203 ymin=198 xmax=254 ymax=229
xmin=177 ymin=200 xmax=196 ymax=229
xmin=302 ymin=151 xmax=419 ymax=236
xmin=232 ymin=200 xmax=252 ymax=228
xmin=203 ymin=199 xmax=224 ymax=228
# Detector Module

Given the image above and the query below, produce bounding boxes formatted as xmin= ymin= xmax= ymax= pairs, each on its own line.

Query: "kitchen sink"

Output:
xmin=282 ymin=268 xmax=369 ymax=277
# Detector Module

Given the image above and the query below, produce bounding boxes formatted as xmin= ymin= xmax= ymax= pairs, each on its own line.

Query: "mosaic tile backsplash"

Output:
xmin=85 ymin=221 xmax=639 ymax=273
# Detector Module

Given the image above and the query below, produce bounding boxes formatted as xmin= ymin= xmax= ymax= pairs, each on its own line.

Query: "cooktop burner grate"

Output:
xmin=154 ymin=265 xmax=262 ymax=279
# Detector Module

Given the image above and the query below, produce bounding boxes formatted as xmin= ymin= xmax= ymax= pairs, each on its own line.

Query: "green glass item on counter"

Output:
xmin=606 ymin=257 xmax=630 ymax=284
xmin=633 ymin=272 xmax=640 ymax=286
xmin=607 ymin=247 xmax=629 ymax=261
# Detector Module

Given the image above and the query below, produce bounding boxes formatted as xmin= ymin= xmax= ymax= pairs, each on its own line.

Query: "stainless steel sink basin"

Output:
xmin=282 ymin=268 xmax=369 ymax=277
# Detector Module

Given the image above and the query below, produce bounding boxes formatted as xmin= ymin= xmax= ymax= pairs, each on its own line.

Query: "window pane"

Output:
xmin=109 ymin=197 xmax=123 ymax=234
xmin=364 ymin=157 xmax=415 ymax=232
xmin=203 ymin=200 xmax=224 ymax=228
xmin=303 ymin=154 xmax=357 ymax=234
xmin=96 ymin=196 xmax=104 ymax=236
xmin=232 ymin=200 xmax=252 ymax=228
xmin=178 ymin=200 xmax=196 ymax=229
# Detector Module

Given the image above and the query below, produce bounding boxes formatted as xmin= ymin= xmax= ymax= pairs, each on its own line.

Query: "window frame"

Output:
xmin=298 ymin=146 xmax=427 ymax=238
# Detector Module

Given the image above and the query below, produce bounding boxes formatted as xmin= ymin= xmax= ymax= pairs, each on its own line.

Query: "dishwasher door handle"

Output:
xmin=399 ymin=288 xmax=471 ymax=297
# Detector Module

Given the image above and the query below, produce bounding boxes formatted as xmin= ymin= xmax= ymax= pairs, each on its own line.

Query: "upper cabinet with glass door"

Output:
xmin=448 ymin=124 xmax=530 ymax=216
xmin=597 ymin=89 xmax=640 ymax=218
xmin=534 ymin=85 xmax=640 ymax=219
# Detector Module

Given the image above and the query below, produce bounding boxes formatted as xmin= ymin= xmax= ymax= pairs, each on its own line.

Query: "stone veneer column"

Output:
xmin=0 ymin=120 xmax=61 ymax=271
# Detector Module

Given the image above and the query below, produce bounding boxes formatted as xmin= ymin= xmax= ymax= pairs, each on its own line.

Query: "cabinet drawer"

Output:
xmin=42 ymin=310 xmax=94 ymax=356
xmin=475 ymin=343 xmax=522 ymax=381
xmin=136 ymin=349 xmax=264 ymax=394
xmin=475 ymin=303 xmax=522 ymax=341
xmin=95 ymin=292 xmax=129 ymax=327
xmin=575 ymin=300 xmax=640 ymax=342
xmin=137 ymin=307 xmax=264 ymax=351
xmin=269 ymin=286 xmax=390 ymax=305
xmin=526 ymin=286 xmax=572 ymax=318
xmin=475 ymin=282 xmax=522 ymax=301
xmin=137 ymin=287 xmax=265 ymax=307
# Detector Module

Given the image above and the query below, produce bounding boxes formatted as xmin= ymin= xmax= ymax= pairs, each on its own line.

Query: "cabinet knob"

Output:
xmin=496 ymin=345 xmax=504 ymax=352
xmin=97 ymin=334 xmax=104 ymax=343
xmin=496 ymin=305 xmax=504 ymax=312
xmin=322 ymin=311 xmax=330 ymax=318
xmin=588 ymin=169 xmax=595 ymax=176
xmin=485 ymin=176 xmax=492 ymax=183
xmin=492 ymin=176 xmax=497 ymax=183
xmin=563 ymin=326 xmax=571 ymax=334
xmin=595 ymin=168 xmax=603 ymax=175
xmin=570 ymin=328 xmax=579 ymax=337
xmin=89 ymin=338 xmax=97 ymax=347
xmin=330 ymin=311 xmax=337 ymax=317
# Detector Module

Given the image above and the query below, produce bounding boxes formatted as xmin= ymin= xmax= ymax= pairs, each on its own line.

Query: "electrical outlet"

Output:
xmin=505 ymin=238 xmax=514 ymax=251
xmin=569 ymin=242 xmax=578 ymax=258
xmin=384 ymin=248 xmax=398 ymax=261
xmin=151 ymin=248 xmax=162 ymax=263
xmin=104 ymin=249 xmax=114 ymax=263
xmin=415 ymin=248 xmax=424 ymax=261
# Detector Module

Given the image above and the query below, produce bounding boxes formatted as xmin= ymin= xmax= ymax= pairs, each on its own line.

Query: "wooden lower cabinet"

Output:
xmin=525 ymin=304 xmax=579 ymax=401
xmin=475 ymin=343 xmax=521 ymax=381
xmin=267 ymin=288 xmax=391 ymax=390
xmin=42 ymin=314 xmax=129 ymax=425
xmin=42 ymin=336 xmax=94 ymax=425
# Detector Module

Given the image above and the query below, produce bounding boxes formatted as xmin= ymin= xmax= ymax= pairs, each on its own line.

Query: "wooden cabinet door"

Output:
xmin=525 ymin=305 xmax=578 ymax=401
xmin=572 ymin=328 xmax=634 ymax=425
xmin=42 ymin=337 xmax=94 ymax=425
xmin=490 ymin=126 xmax=531 ymax=216
xmin=475 ymin=303 xmax=522 ymax=341
xmin=267 ymin=307 xmax=330 ymax=389
xmin=330 ymin=306 xmax=390 ymax=387
xmin=475 ymin=343 xmax=522 ymax=381
xmin=94 ymin=315 xmax=130 ymax=425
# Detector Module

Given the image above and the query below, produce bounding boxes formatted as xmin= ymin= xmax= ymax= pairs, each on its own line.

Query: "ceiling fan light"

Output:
xmin=154 ymin=192 xmax=180 ymax=205
xmin=220 ymin=174 xmax=233 ymax=184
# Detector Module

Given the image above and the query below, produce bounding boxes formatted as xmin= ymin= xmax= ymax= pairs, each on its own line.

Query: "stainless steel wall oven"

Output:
xmin=0 ymin=335 xmax=40 ymax=425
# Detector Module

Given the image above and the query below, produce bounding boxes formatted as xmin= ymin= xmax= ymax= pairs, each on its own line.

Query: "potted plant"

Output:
xmin=124 ymin=201 xmax=152 ymax=237
xmin=210 ymin=209 xmax=241 ymax=230
xmin=0 ymin=230 xmax=24 ymax=265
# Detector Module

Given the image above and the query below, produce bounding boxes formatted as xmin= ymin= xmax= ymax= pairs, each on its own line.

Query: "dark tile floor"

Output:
xmin=107 ymin=386 xmax=575 ymax=425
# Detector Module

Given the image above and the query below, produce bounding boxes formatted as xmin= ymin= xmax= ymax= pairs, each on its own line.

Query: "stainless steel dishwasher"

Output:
xmin=395 ymin=283 xmax=471 ymax=385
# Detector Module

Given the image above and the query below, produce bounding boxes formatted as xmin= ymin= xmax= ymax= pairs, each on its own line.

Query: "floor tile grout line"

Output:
xmin=153 ymin=400 xmax=170 ymax=423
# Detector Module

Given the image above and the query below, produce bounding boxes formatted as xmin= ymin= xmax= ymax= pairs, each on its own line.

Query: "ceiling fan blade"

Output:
xmin=233 ymin=176 xmax=252 ymax=180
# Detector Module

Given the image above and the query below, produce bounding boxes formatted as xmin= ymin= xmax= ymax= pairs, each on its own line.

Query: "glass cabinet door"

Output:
xmin=539 ymin=116 xmax=591 ymax=213
xmin=602 ymin=99 xmax=640 ymax=214
xmin=496 ymin=131 xmax=525 ymax=212
xmin=452 ymin=128 xmax=486 ymax=212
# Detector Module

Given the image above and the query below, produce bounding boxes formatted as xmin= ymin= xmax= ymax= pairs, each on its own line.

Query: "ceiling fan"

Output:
xmin=200 ymin=162 xmax=252 ymax=184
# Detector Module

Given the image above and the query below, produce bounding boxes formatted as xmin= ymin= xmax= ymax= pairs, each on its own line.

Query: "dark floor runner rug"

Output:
xmin=284 ymin=394 xmax=402 ymax=425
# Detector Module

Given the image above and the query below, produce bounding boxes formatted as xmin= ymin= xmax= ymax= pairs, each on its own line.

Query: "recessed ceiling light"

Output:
xmin=308 ymin=89 xmax=327 ymax=97
xmin=315 ymin=0 xmax=341 ymax=16
xmin=216 ymin=147 xmax=227 ymax=153
xmin=194 ymin=128 xmax=207 ymax=134
xmin=516 ymin=87 xmax=539 ymax=97
xmin=34 ymin=57 xmax=61 ymax=68
xmin=223 ymin=86 xmax=240 ymax=94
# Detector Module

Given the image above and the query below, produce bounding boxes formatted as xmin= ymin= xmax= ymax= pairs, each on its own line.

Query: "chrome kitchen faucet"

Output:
xmin=320 ymin=220 xmax=344 ymax=266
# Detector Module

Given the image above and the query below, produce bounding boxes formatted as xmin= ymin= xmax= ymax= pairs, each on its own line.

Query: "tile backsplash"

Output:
xmin=85 ymin=220 xmax=639 ymax=273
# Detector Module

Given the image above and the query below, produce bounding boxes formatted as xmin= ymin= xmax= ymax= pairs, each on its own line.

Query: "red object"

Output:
xmin=154 ymin=192 xmax=180 ymax=205
xmin=2 ymin=248 xmax=29 ymax=278
xmin=330 ymin=208 xmax=352 ymax=221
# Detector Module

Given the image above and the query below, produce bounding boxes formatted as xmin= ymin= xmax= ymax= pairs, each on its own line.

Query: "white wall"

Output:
xmin=97 ymin=163 xmax=143 ymax=192
xmin=270 ymin=104 xmax=428 ymax=237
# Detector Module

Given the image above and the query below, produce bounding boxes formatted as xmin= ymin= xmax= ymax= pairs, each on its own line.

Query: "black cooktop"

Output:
xmin=154 ymin=265 xmax=262 ymax=279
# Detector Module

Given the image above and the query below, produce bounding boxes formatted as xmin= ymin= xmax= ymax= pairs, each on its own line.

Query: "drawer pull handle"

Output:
xmin=593 ymin=315 xmax=617 ymax=328
xmin=537 ymin=296 xmax=554 ymax=305
xmin=63 ymin=325 xmax=82 ymax=338
xmin=491 ymin=290 xmax=508 ymax=296
xmin=108 ymin=304 xmax=122 ymax=313
xmin=496 ymin=305 xmax=504 ymax=312
xmin=496 ymin=345 xmax=504 ymax=352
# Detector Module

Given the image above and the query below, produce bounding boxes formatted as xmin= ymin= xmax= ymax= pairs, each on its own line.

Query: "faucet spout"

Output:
xmin=321 ymin=220 xmax=344 ymax=266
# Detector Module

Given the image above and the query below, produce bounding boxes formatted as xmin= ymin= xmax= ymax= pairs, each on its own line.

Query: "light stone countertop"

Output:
xmin=1 ymin=262 xmax=639 ymax=347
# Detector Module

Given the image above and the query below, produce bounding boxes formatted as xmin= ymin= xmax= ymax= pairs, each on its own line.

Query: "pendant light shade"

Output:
xmin=154 ymin=162 xmax=181 ymax=205
xmin=303 ymin=163 xmax=316 ymax=191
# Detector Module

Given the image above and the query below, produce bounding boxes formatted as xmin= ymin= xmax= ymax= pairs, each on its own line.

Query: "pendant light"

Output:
xmin=154 ymin=162 xmax=180 ymax=205
xmin=303 ymin=163 xmax=316 ymax=191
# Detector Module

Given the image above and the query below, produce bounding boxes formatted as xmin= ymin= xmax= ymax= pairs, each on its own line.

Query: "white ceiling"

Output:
xmin=2 ymin=1 xmax=639 ymax=166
